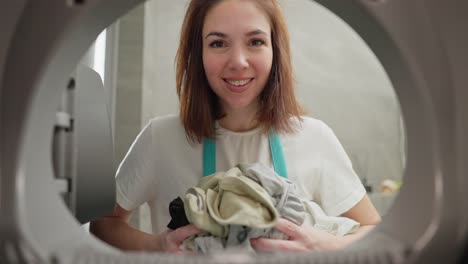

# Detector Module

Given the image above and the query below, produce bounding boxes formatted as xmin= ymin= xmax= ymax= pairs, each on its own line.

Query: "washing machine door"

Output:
xmin=1 ymin=0 xmax=468 ymax=263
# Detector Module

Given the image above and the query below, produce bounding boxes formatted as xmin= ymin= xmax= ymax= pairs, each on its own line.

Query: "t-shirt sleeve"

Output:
xmin=315 ymin=121 xmax=366 ymax=217
xmin=115 ymin=121 xmax=157 ymax=211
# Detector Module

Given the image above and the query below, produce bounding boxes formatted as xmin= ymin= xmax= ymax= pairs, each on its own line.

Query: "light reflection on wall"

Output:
xmin=93 ymin=29 xmax=107 ymax=84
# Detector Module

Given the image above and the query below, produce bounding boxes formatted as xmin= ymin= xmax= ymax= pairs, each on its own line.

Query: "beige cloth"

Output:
xmin=184 ymin=167 xmax=279 ymax=237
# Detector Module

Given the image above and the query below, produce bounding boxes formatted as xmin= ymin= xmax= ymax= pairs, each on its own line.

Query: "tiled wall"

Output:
xmin=113 ymin=4 xmax=146 ymax=230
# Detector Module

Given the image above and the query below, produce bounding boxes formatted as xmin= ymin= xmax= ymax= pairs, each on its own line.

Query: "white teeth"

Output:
xmin=227 ymin=79 xmax=251 ymax=86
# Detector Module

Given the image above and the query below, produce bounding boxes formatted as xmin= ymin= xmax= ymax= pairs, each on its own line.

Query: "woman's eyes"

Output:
xmin=208 ymin=39 xmax=266 ymax=48
xmin=209 ymin=40 xmax=225 ymax=48
xmin=249 ymin=39 xmax=266 ymax=47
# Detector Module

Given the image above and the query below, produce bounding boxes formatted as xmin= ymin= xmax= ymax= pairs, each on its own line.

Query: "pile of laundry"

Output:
xmin=166 ymin=163 xmax=359 ymax=254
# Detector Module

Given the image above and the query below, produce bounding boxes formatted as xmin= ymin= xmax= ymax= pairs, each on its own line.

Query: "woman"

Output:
xmin=91 ymin=0 xmax=381 ymax=253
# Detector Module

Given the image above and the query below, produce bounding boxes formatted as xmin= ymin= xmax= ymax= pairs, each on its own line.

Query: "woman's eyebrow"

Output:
xmin=205 ymin=32 xmax=226 ymax=39
xmin=205 ymin=29 xmax=268 ymax=39
xmin=246 ymin=29 xmax=269 ymax=37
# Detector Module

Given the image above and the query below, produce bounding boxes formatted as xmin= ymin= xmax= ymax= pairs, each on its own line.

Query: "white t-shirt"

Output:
xmin=116 ymin=115 xmax=366 ymax=234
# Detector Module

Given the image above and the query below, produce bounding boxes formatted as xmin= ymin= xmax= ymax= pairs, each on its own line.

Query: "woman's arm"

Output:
xmin=90 ymin=204 xmax=202 ymax=252
xmin=338 ymin=194 xmax=381 ymax=248
xmin=251 ymin=194 xmax=381 ymax=252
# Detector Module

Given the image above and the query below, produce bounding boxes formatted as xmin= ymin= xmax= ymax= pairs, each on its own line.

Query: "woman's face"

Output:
xmin=202 ymin=0 xmax=273 ymax=113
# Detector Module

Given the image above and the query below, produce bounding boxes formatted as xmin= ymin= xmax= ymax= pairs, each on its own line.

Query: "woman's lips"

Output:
xmin=224 ymin=78 xmax=254 ymax=93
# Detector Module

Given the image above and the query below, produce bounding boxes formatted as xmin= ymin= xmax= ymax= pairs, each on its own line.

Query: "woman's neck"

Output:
xmin=218 ymin=102 xmax=259 ymax=132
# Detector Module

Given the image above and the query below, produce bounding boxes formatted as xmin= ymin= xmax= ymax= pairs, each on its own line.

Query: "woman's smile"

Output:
xmin=223 ymin=78 xmax=255 ymax=93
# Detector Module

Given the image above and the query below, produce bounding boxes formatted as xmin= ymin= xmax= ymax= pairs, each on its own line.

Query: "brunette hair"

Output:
xmin=176 ymin=0 xmax=303 ymax=143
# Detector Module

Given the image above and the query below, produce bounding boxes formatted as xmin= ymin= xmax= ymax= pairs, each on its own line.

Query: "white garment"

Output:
xmin=116 ymin=115 xmax=366 ymax=234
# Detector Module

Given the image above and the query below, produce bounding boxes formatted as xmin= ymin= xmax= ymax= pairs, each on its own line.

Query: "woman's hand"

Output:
xmin=250 ymin=218 xmax=342 ymax=252
xmin=156 ymin=224 xmax=203 ymax=253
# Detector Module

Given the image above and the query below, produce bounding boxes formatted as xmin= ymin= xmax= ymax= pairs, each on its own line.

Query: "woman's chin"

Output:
xmin=224 ymin=101 xmax=257 ymax=112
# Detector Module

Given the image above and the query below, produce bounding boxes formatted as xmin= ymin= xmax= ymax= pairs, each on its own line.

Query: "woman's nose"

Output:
xmin=227 ymin=46 xmax=249 ymax=71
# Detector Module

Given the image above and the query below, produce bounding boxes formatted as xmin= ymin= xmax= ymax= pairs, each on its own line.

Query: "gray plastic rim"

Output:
xmin=1 ymin=0 xmax=467 ymax=263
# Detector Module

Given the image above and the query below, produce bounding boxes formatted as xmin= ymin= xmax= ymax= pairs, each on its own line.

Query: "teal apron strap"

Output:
xmin=268 ymin=130 xmax=288 ymax=178
xmin=203 ymin=130 xmax=288 ymax=178
xmin=203 ymin=137 xmax=216 ymax=177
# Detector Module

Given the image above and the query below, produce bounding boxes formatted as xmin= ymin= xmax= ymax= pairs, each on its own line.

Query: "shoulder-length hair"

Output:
xmin=176 ymin=0 xmax=304 ymax=143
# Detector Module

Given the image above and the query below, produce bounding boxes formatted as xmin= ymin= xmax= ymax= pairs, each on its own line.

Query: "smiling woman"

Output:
xmin=177 ymin=0 xmax=301 ymax=140
xmin=201 ymin=0 xmax=274 ymax=125
xmin=90 ymin=0 xmax=383 ymax=254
